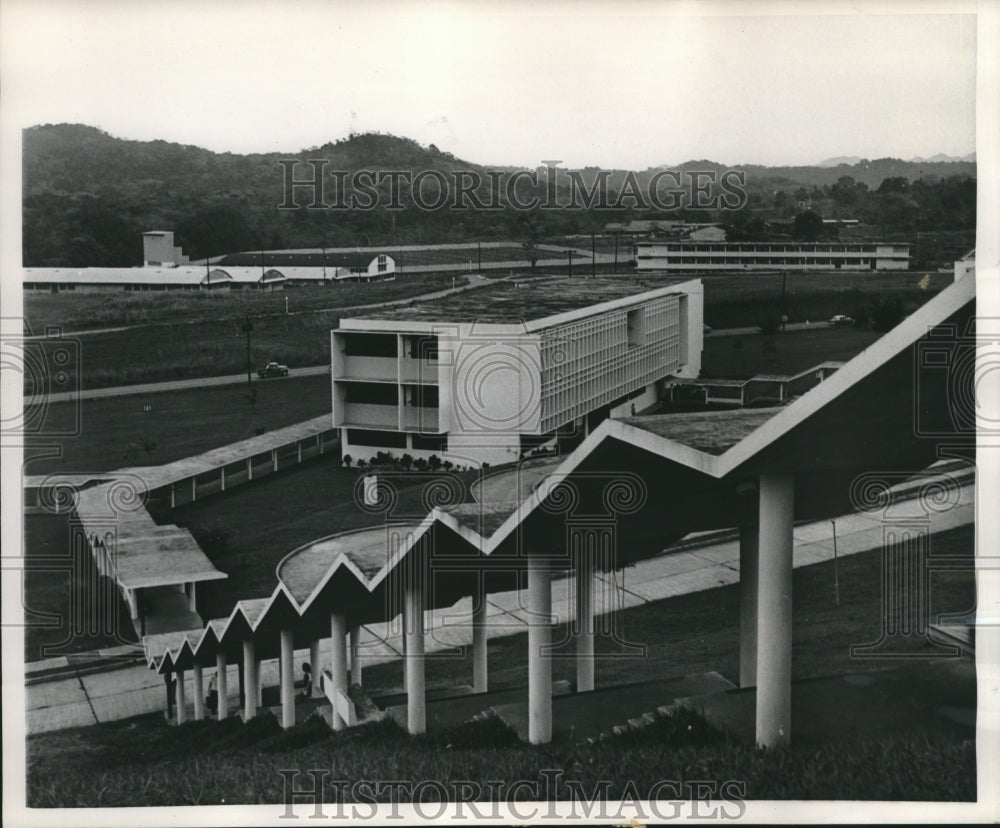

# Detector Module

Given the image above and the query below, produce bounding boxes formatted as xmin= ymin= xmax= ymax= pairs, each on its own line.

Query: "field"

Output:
xmin=25 ymin=525 xmax=976 ymax=806
xmin=23 ymin=273 xmax=464 ymax=331
xmin=21 ymin=269 xmax=947 ymax=390
xmin=24 ymin=374 xmax=333 ymax=476
xmin=700 ymin=326 xmax=880 ymax=379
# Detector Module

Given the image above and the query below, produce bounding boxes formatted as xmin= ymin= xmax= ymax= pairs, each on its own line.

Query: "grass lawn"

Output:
xmin=24 ymin=274 xmax=463 ymax=331
xmin=23 ymin=513 xmax=138 ymax=661
xmin=156 ymin=462 xmax=483 ymax=615
xmin=24 ymin=374 xmax=333 ymax=476
xmin=700 ymin=327 xmax=880 ymax=379
xmin=25 ymin=525 xmax=976 ymax=806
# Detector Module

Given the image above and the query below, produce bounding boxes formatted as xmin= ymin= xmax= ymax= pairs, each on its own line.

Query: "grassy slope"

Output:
xmin=24 ymin=374 xmax=333 ymax=476
xmin=701 ymin=327 xmax=880 ymax=378
xmin=26 ymin=526 xmax=976 ymax=805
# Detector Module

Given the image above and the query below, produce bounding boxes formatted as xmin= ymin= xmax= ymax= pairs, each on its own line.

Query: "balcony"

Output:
xmin=399 ymin=359 xmax=438 ymax=384
xmin=340 ymin=355 xmax=398 ymax=382
xmin=337 ymin=403 xmax=398 ymax=429
xmin=401 ymin=406 xmax=440 ymax=432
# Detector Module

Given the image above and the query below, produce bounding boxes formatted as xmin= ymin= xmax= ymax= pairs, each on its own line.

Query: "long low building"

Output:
xmin=21 ymin=263 xmax=391 ymax=293
xmin=635 ymin=240 xmax=910 ymax=271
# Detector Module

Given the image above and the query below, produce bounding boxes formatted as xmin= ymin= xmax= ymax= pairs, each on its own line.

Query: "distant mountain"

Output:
xmin=22 ymin=123 xmax=977 ymax=268
xmin=908 ymin=152 xmax=976 ymax=163
xmin=817 ymin=156 xmax=862 ymax=167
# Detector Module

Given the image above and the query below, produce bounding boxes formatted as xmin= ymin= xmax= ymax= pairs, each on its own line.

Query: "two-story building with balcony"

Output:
xmin=331 ymin=275 xmax=703 ymax=467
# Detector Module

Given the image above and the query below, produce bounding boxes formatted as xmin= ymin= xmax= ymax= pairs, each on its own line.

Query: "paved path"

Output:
xmin=24 ymin=473 xmax=975 ymax=735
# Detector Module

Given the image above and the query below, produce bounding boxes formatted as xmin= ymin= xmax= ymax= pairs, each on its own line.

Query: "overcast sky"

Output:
xmin=1 ymin=0 xmax=978 ymax=169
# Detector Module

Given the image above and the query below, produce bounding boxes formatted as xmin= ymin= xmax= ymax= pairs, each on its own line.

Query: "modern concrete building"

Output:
xmin=635 ymin=240 xmax=910 ymax=271
xmin=332 ymin=276 xmax=704 ymax=467
xmin=143 ymin=230 xmax=190 ymax=267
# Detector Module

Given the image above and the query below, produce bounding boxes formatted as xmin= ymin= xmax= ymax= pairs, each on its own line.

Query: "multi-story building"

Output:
xmin=331 ymin=276 xmax=703 ymax=467
xmin=635 ymin=241 xmax=910 ymax=271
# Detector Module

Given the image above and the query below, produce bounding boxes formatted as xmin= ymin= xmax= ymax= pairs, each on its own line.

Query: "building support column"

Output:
xmin=756 ymin=472 xmax=794 ymax=748
xmin=272 ymin=449 xmax=278 ymax=473
xmin=309 ymin=639 xmax=322 ymax=698
xmin=739 ymin=523 xmax=759 ymax=688
xmin=191 ymin=476 xmax=196 ymax=503
xmin=256 ymin=658 xmax=263 ymax=706
xmin=192 ymin=664 xmax=204 ymax=720
xmin=175 ymin=668 xmax=187 ymax=724
xmin=528 ymin=552 xmax=553 ymax=745
xmin=472 ymin=578 xmax=488 ymax=693
xmin=247 ymin=457 xmax=253 ymax=481
xmin=242 ymin=639 xmax=258 ymax=720
xmin=216 ymin=652 xmax=229 ymax=720
xmin=329 ymin=612 xmax=348 ymax=730
xmin=187 ymin=581 xmax=197 ymax=612
xmin=170 ymin=483 xmax=176 ymax=509
xmin=297 ymin=441 xmax=303 ymax=463
xmin=280 ymin=628 xmax=295 ymax=729
xmin=350 ymin=625 xmax=363 ymax=686
xmin=575 ymin=547 xmax=595 ymax=693
xmin=404 ymin=573 xmax=426 ymax=735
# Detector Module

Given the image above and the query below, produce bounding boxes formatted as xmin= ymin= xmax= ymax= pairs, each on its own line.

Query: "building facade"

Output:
xmin=332 ymin=279 xmax=703 ymax=467
xmin=635 ymin=241 xmax=910 ymax=271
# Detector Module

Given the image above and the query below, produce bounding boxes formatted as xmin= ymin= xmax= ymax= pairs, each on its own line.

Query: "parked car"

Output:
xmin=257 ymin=361 xmax=289 ymax=378
xmin=829 ymin=314 xmax=854 ymax=327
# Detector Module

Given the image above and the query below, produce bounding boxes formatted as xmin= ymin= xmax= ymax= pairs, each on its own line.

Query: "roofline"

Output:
xmin=339 ymin=278 xmax=702 ymax=333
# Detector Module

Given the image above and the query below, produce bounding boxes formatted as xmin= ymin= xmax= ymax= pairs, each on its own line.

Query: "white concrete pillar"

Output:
xmin=329 ymin=612 xmax=348 ymax=730
xmin=404 ymin=574 xmax=426 ymax=735
xmin=280 ymin=628 xmax=295 ymax=729
xmin=256 ymin=659 xmax=263 ymax=706
xmin=175 ymin=668 xmax=187 ymax=724
xmin=756 ymin=472 xmax=794 ymax=748
xmin=192 ymin=664 xmax=204 ymax=720
xmin=309 ymin=639 xmax=322 ymax=698
xmin=243 ymin=639 xmax=258 ymax=720
xmin=350 ymin=625 xmax=363 ymax=686
xmin=575 ymin=549 xmax=595 ymax=693
xmin=472 ymin=579 xmax=488 ymax=693
xmin=318 ymin=433 xmax=325 ymax=454
xmin=247 ymin=457 xmax=253 ymax=481
xmin=297 ymin=441 xmax=303 ymax=463
xmin=216 ymin=652 xmax=229 ymax=720
xmin=527 ymin=552 xmax=553 ymax=744
xmin=170 ymin=483 xmax=176 ymax=509
xmin=191 ymin=476 xmax=197 ymax=502
xmin=272 ymin=449 xmax=278 ymax=473
xmin=739 ymin=524 xmax=759 ymax=688
xmin=187 ymin=581 xmax=197 ymax=612
xmin=220 ymin=466 xmax=226 ymax=492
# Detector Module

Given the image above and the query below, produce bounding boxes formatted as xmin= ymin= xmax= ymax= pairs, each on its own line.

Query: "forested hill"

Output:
xmin=23 ymin=123 xmax=976 ymax=267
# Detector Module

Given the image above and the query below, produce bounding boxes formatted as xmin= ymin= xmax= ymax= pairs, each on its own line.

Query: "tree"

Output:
xmin=793 ymin=210 xmax=825 ymax=241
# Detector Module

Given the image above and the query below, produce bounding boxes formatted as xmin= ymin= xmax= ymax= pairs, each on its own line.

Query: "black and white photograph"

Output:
xmin=1 ymin=0 xmax=997 ymax=824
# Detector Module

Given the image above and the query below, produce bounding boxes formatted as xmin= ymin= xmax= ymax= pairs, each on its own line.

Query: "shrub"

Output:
xmin=342 ymin=455 xmax=352 ymax=468
xmin=427 ymin=454 xmax=441 ymax=472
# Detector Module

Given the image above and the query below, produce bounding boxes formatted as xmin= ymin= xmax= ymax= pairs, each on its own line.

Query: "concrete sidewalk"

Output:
xmin=25 ymin=477 xmax=976 ymax=735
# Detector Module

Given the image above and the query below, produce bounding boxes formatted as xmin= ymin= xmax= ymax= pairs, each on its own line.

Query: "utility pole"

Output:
xmin=477 ymin=241 xmax=482 ymax=272
xmin=781 ymin=272 xmax=787 ymax=333
xmin=321 ymin=244 xmax=327 ymax=285
xmin=614 ymin=232 xmax=619 ymax=274
xmin=567 ymin=249 xmax=574 ymax=277
xmin=241 ymin=315 xmax=254 ymax=386
xmin=591 ymin=232 xmax=596 ymax=278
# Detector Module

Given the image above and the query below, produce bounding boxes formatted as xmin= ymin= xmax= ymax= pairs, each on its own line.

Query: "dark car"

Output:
xmin=257 ymin=361 xmax=289 ymax=378
xmin=829 ymin=314 xmax=854 ymax=327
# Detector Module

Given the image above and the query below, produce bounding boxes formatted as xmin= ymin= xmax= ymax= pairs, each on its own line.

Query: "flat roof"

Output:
xmin=345 ymin=275 xmax=696 ymax=325
xmin=620 ymin=408 xmax=781 ymax=455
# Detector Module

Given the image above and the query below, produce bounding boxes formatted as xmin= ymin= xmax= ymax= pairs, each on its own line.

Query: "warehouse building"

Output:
xmin=332 ymin=276 xmax=704 ymax=467
xmin=635 ymin=241 xmax=910 ymax=271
